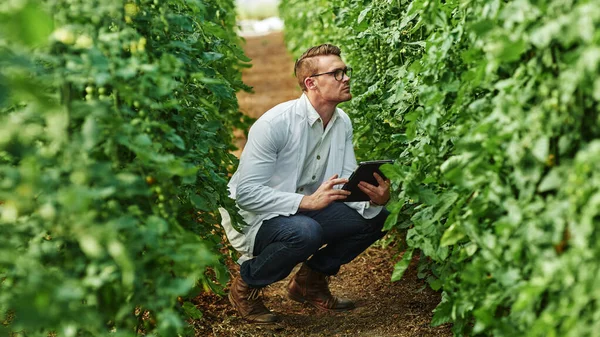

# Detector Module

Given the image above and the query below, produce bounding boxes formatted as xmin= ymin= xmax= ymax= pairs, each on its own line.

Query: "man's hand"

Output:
xmin=358 ymin=172 xmax=390 ymax=206
xmin=299 ymin=174 xmax=350 ymax=211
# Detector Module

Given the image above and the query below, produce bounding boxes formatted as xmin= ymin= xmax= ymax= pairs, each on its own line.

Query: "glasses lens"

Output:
xmin=334 ymin=68 xmax=351 ymax=81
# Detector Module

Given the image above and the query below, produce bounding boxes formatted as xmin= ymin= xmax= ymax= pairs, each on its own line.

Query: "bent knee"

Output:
xmin=288 ymin=218 xmax=323 ymax=252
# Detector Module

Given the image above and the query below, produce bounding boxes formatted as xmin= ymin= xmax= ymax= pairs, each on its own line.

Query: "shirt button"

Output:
xmin=299 ymin=187 xmax=304 ymax=192
xmin=317 ymin=155 xmax=321 ymax=160
xmin=312 ymin=175 xmax=316 ymax=180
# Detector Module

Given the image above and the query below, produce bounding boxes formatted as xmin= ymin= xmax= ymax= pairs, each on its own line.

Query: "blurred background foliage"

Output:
xmin=0 ymin=0 xmax=251 ymax=335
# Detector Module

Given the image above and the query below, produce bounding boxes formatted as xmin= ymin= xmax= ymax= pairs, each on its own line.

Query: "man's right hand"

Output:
xmin=298 ymin=174 xmax=350 ymax=211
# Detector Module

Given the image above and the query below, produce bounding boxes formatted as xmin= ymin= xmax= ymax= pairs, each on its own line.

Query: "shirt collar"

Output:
xmin=301 ymin=93 xmax=339 ymax=127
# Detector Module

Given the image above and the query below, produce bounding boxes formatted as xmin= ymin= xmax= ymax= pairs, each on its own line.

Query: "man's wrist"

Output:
xmin=299 ymin=195 xmax=313 ymax=211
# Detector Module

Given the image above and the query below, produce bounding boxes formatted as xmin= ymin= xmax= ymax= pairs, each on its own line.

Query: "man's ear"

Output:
xmin=304 ymin=77 xmax=317 ymax=90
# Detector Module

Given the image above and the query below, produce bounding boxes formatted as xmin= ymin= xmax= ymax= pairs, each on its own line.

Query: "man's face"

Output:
xmin=310 ymin=55 xmax=352 ymax=103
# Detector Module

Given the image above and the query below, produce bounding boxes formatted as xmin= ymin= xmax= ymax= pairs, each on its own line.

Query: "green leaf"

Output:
xmin=391 ymin=248 xmax=413 ymax=282
xmin=431 ymin=294 xmax=452 ymax=327
xmin=428 ymin=277 xmax=443 ymax=291
xmin=82 ymin=116 xmax=99 ymax=150
xmin=167 ymin=132 xmax=186 ymax=150
xmin=416 ymin=186 xmax=438 ymax=205
xmin=0 ymin=2 xmax=54 ymax=47
xmin=380 ymin=163 xmax=407 ymax=181
xmin=440 ymin=223 xmax=466 ymax=247
xmin=464 ymin=242 xmax=478 ymax=257
xmin=191 ymin=194 xmax=211 ymax=211
xmin=491 ymin=36 xmax=527 ymax=63
xmin=433 ymin=191 xmax=459 ymax=221
xmin=182 ymin=301 xmax=203 ymax=319
xmin=532 ymin=137 xmax=549 ymax=162
xmin=134 ymin=134 xmax=153 ymax=147
xmin=202 ymin=52 xmax=224 ymax=61
xmin=469 ymin=19 xmax=495 ymax=36
xmin=383 ymin=208 xmax=399 ymax=230
xmin=357 ymin=6 xmax=372 ymax=24
xmin=440 ymin=154 xmax=470 ymax=174
xmin=147 ymin=216 xmax=169 ymax=235
xmin=538 ymin=168 xmax=561 ymax=192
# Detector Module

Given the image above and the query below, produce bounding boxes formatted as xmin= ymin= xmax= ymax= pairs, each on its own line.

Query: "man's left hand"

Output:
xmin=357 ymin=172 xmax=390 ymax=206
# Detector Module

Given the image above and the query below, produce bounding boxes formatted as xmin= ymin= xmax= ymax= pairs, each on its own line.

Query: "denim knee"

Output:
xmin=287 ymin=217 xmax=323 ymax=258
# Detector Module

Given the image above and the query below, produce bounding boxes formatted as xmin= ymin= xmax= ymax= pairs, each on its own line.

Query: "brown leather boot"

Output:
xmin=228 ymin=276 xmax=278 ymax=323
xmin=287 ymin=263 xmax=355 ymax=312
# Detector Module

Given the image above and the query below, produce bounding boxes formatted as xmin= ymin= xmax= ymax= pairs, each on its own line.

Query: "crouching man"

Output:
xmin=219 ymin=43 xmax=390 ymax=323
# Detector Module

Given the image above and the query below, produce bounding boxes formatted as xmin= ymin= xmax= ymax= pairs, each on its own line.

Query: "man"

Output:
xmin=219 ymin=44 xmax=390 ymax=323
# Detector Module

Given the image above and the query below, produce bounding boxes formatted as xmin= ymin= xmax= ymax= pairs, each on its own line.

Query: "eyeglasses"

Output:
xmin=309 ymin=67 xmax=352 ymax=81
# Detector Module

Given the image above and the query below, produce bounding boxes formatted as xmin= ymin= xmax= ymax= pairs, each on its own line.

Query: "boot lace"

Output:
xmin=246 ymin=287 xmax=271 ymax=315
xmin=248 ymin=287 xmax=262 ymax=301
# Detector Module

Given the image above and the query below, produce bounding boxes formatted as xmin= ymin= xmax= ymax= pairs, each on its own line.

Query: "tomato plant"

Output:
xmin=281 ymin=0 xmax=600 ymax=335
xmin=0 ymin=0 xmax=250 ymax=335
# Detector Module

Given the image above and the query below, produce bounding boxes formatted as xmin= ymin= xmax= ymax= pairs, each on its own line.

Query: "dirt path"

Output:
xmin=231 ymin=32 xmax=301 ymax=157
xmin=191 ymin=32 xmax=453 ymax=337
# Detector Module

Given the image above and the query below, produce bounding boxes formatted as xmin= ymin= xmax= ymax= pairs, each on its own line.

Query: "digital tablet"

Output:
xmin=338 ymin=160 xmax=393 ymax=202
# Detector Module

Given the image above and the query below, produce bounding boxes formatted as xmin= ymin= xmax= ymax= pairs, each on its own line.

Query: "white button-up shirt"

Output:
xmin=219 ymin=93 xmax=383 ymax=263
xmin=297 ymin=107 xmax=337 ymax=195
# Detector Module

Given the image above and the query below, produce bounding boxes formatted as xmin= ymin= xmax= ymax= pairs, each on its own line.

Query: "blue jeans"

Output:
xmin=240 ymin=202 xmax=389 ymax=288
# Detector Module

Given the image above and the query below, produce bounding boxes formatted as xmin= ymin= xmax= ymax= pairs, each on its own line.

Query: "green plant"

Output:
xmin=281 ymin=0 xmax=600 ymax=335
xmin=0 ymin=0 xmax=250 ymax=335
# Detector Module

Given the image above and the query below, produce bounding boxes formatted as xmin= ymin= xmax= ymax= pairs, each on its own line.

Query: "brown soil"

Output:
xmin=191 ymin=32 xmax=453 ymax=337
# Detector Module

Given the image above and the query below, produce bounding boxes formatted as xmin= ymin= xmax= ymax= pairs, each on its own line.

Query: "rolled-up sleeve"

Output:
xmin=235 ymin=119 xmax=304 ymax=214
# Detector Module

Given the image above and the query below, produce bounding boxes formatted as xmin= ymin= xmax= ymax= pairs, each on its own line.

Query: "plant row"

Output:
xmin=280 ymin=0 xmax=600 ymax=335
xmin=0 ymin=0 xmax=250 ymax=335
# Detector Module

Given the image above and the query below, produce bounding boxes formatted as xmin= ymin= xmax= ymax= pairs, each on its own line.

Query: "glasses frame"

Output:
xmin=309 ymin=67 xmax=352 ymax=81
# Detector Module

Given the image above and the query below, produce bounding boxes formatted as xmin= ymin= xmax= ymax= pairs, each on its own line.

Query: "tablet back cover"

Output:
xmin=340 ymin=160 xmax=392 ymax=202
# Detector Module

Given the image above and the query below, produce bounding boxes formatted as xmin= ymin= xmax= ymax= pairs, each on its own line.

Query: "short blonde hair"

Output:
xmin=294 ymin=44 xmax=342 ymax=91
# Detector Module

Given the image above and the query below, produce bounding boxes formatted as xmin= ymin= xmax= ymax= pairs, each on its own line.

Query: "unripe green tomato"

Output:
xmin=138 ymin=110 xmax=146 ymax=117
xmin=133 ymin=101 xmax=140 ymax=108
xmin=85 ymin=94 xmax=92 ymax=101
xmin=158 ymin=195 xmax=165 ymax=201
xmin=98 ymin=94 xmax=107 ymax=100
xmin=85 ymin=86 xmax=94 ymax=94
xmin=98 ymin=87 xmax=106 ymax=94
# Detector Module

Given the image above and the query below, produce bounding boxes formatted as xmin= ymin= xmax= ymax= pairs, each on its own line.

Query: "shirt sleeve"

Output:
xmin=234 ymin=118 xmax=304 ymax=214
